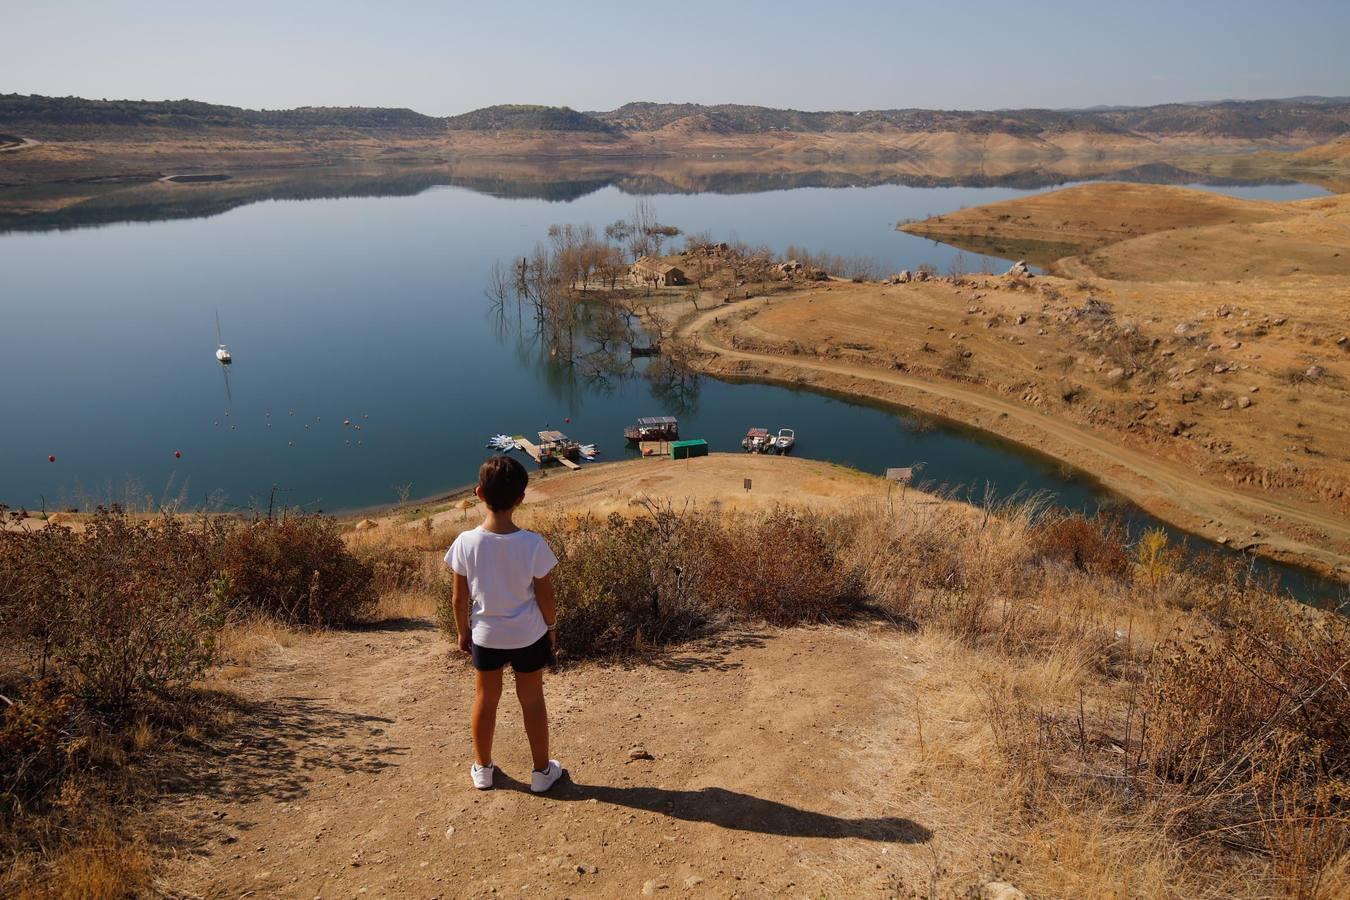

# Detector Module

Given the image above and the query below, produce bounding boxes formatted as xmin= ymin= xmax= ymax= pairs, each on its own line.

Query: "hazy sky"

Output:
xmin=5 ymin=0 xmax=1349 ymax=115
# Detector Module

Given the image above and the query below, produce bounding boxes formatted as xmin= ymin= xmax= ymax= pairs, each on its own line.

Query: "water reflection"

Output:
xmin=0 ymin=159 xmax=1330 ymax=235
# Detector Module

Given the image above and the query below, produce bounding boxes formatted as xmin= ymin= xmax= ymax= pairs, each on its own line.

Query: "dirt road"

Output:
xmin=0 ymin=135 xmax=38 ymax=152
xmin=678 ymin=300 xmax=1350 ymax=580
xmin=156 ymin=619 xmax=1015 ymax=898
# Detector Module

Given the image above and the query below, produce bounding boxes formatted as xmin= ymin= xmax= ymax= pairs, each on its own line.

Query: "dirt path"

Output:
xmin=678 ymin=300 xmax=1350 ymax=580
xmin=156 ymin=621 xmax=1010 ymax=898
xmin=0 ymin=135 xmax=39 ymax=152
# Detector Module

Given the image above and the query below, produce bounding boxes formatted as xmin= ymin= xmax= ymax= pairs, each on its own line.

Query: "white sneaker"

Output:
xmin=470 ymin=763 xmax=494 ymax=790
xmin=530 ymin=760 xmax=563 ymax=793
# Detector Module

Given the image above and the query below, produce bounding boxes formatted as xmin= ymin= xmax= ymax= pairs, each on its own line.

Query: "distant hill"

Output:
xmin=1093 ymin=99 xmax=1350 ymax=139
xmin=3 ymin=93 xmax=1348 ymax=142
xmin=443 ymin=104 xmax=614 ymax=133
xmin=591 ymin=102 xmax=1124 ymax=136
xmin=0 ymin=94 xmax=443 ymax=131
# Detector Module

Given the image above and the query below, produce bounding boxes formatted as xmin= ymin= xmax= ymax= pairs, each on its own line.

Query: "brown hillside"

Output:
xmin=901 ymin=183 xmax=1350 ymax=281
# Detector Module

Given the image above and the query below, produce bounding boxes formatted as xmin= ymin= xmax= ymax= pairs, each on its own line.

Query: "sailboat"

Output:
xmin=215 ymin=311 xmax=232 ymax=364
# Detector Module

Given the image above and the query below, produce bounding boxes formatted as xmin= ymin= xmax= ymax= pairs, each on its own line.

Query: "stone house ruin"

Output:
xmin=631 ymin=256 xmax=688 ymax=287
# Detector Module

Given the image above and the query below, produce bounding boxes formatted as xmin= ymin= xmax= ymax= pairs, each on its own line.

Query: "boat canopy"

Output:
xmin=745 ymin=427 xmax=769 ymax=437
xmin=637 ymin=416 xmax=678 ymax=427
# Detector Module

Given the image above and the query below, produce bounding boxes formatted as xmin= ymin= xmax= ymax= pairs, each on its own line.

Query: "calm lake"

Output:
xmin=1 ymin=168 xmax=1340 ymax=604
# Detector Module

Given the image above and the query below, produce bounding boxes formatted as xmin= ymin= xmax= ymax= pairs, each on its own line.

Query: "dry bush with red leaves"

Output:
xmin=219 ymin=515 xmax=375 ymax=626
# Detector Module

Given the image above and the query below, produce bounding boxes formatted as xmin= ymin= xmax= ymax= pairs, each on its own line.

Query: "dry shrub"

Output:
xmin=1030 ymin=512 xmax=1131 ymax=581
xmin=0 ymin=507 xmax=384 ymax=895
xmin=1143 ymin=598 xmax=1350 ymax=895
xmin=510 ymin=501 xmax=862 ymax=660
xmin=0 ymin=507 xmax=227 ymax=717
xmin=0 ymin=506 xmax=232 ymax=896
xmin=219 ymin=515 xmax=375 ymax=626
xmin=1135 ymin=526 xmax=1184 ymax=590
xmin=536 ymin=502 xmax=715 ymax=658
xmin=702 ymin=507 xmax=859 ymax=625
xmin=0 ymin=678 xmax=83 ymax=826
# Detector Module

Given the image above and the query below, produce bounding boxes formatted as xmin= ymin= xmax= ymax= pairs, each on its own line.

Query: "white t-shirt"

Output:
xmin=444 ymin=526 xmax=558 ymax=649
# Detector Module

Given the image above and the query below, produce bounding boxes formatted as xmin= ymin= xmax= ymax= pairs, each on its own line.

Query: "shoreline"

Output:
xmin=673 ymin=297 xmax=1350 ymax=587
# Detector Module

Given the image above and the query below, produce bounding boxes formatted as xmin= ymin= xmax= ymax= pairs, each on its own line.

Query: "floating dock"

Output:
xmin=517 ymin=436 xmax=580 ymax=470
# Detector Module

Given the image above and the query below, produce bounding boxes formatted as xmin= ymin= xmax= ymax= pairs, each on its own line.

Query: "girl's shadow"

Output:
xmin=490 ymin=769 xmax=930 ymax=843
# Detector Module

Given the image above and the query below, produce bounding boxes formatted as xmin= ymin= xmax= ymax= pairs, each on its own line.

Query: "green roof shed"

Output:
xmin=669 ymin=439 xmax=709 ymax=460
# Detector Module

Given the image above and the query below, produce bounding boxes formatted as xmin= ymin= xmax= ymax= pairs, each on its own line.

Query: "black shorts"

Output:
xmin=471 ymin=632 xmax=554 ymax=673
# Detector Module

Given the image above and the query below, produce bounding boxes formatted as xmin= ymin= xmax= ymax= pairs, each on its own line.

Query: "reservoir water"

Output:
xmin=0 ymin=168 xmax=1340 ymax=604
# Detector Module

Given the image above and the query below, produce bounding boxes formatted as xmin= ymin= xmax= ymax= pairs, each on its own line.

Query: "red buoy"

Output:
xmin=48 ymin=454 xmax=56 ymax=463
xmin=174 ymin=450 xmax=182 ymax=459
xmin=564 ymin=417 xmax=571 ymax=423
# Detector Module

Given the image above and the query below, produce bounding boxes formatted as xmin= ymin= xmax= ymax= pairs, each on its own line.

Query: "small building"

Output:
xmin=631 ymin=256 xmax=687 ymax=287
xmin=670 ymin=439 xmax=708 ymax=460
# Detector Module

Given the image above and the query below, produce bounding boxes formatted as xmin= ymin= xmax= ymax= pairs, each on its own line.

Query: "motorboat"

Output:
xmin=773 ymin=428 xmax=796 ymax=454
xmin=742 ymin=427 xmax=772 ymax=453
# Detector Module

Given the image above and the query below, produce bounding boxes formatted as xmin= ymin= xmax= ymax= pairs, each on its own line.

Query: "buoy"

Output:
xmin=565 ymin=417 xmax=571 ymax=423
xmin=288 ymin=441 xmax=294 ymax=446
xmin=174 ymin=450 xmax=181 ymax=459
xmin=48 ymin=454 xmax=56 ymax=463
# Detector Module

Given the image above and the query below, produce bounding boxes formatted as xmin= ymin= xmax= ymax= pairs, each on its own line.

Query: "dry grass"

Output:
xmin=371 ymin=589 xmax=440 ymax=622
xmin=3 ymin=486 xmax=1344 ymax=896
xmin=215 ymin=616 xmax=300 ymax=667
xmin=496 ymin=490 xmax=1347 ymax=896
xmin=35 ymin=831 xmax=151 ymax=900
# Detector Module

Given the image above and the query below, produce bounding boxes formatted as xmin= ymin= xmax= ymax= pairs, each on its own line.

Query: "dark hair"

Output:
xmin=478 ymin=455 xmax=528 ymax=511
